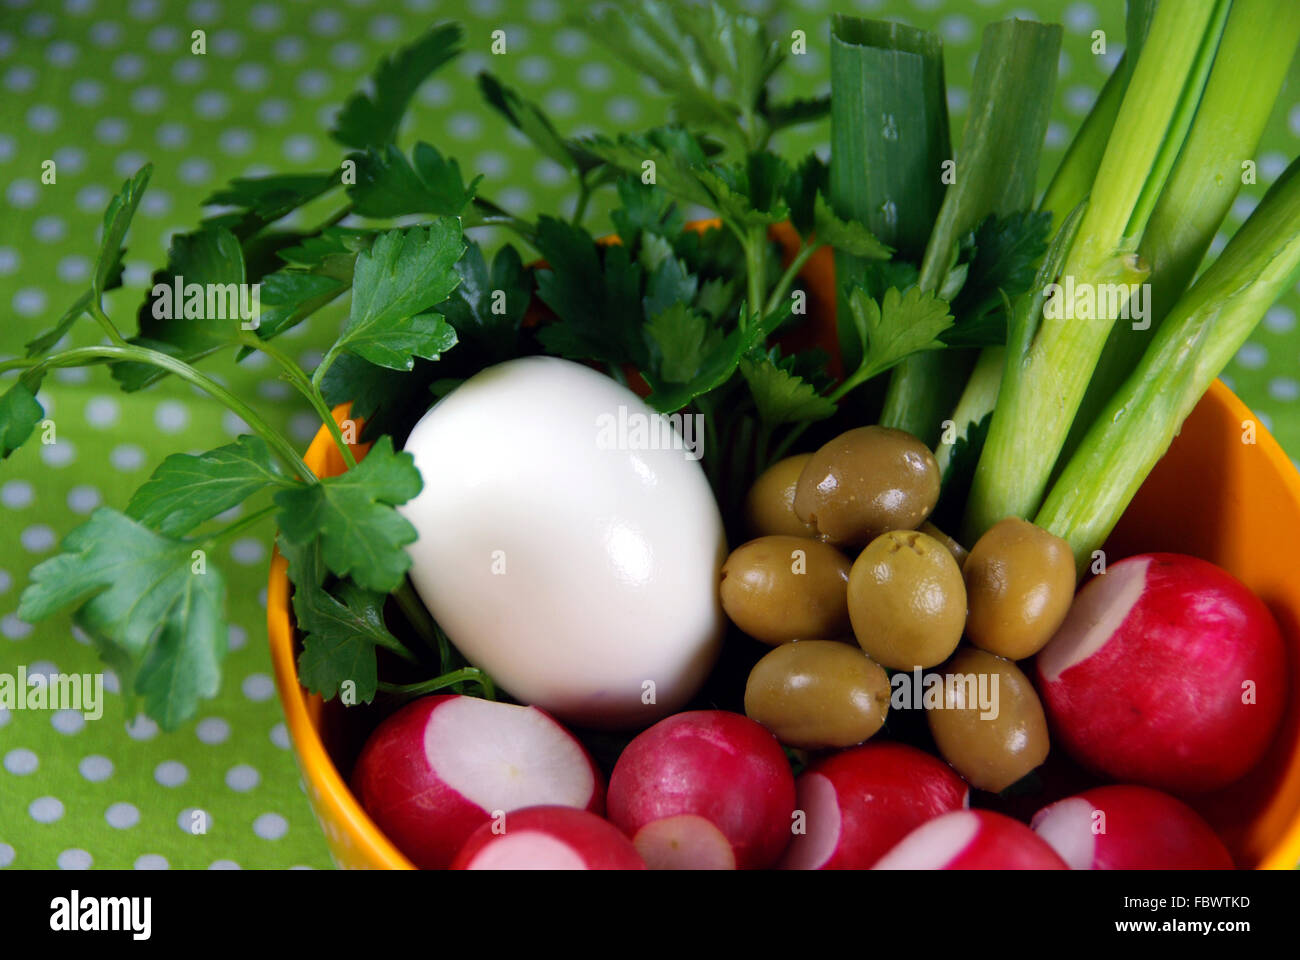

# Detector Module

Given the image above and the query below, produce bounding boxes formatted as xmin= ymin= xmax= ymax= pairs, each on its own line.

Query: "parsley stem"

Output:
xmin=572 ymin=175 xmax=592 ymax=227
xmin=763 ymin=241 xmax=821 ymax=319
xmin=377 ymin=667 xmax=495 ymax=700
xmin=88 ymin=301 xmax=127 ymax=346
xmin=241 ymin=332 xmax=357 ymax=470
xmin=311 ymin=204 xmax=353 ymax=235
xmin=392 ymin=577 xmax=439 ymax=660
xmin=203 ymin=504 xmax=277 ymax=547
xmin=743 ymin=225 xmax=767 ymax=329
xmin=8 ymin=344 xmax=316 ymax=483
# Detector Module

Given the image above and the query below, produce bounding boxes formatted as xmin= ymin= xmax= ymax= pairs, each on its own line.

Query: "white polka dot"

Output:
xmin=58 ymin=254 xmax=91 ymax=283
xmin=218 ymin=128 xmax=254 ymax=155
xmin=554 ymin=27 xmax=586 ymax=55
xmin=179 ymin=157 xmax=212 ymax=185
xmin=83 ymin=396 xmax=119 ymax=428
xmin=0 ymin=247 xmax=16 ymax=274
xmin=282 ymin=135 xmax=318 ymax=161
xmin=154 ymin=401 xmax=189 ymax=433
xmin=226 ymin=764 xmax=260 ymax=792
xmin=2 ymin=615 xmax=33 ymax=639
xmin=1235 ymin=342 xmax=1268 ymax=369
xmin=1266 ymin=305 xmax=1296 ymax=334
xmin=274 ymin=34 xmax=306 ymax=61
xmin=228 ymin=624 xmax=247 ymax=651
xmin=447 ymin=112 xmax=482 ymax=140
xmin=53 ymin=367 xmax=90 ymax=385
xmin=1065 ymin=86 xmax=1096 ymax=115
xmin=234 ymin=62 xmax=268 ymax=91
xmin=102 ymin=670 xmax=119 ymax=693
xmin=0 ymin=572 xmax=9 ymax=596
xmin=0 ymin=843 xmax=13 ymax=868
xmin=154 ymin=761 xmax=188 ymax=787
xmin=1260 ymin=152 xmax=1289 ymax=181
xmin=105 ymin=802 xmax=140 ymax=829
xmin=66 ymin=486 xmax=100 ymax=515
xmin=417 ymin=79 xmax=451 ymax=107
xmin=28 ymin=661 xmax=58 ymax=680
xmin=0 ymin=706 xmax=8 ymax=727
xmin=1269 ymin=378 xmax=1299 ymax=402
xmin=499 ymin=187 xmax=534 ymax=212
xmin=229 ymin=538 xmax=265 ymax=566
xmin=134 ymin=854 xmax=169 ymax=870
xmin=131 ymin=0 xmax=163 ymax=18
xmin=222 ymin=412 xmax=250 ymax=436
xmin=29 ymin=796 xmax=63 ymax=823
xmin=76 ymin=184 xmax=110 ymax=212
xmin=209 ymin=859 xmax=241 ymax=870
xmin=125 ymin=714 xmax=159 ymax=741
xmin=79 ymin=755 xmax=114 ymax=781
xmin=212 ymin=29 xmax=244 ymax=57
xmin=70 ymin=77 xmax=103 ymax=105
xmin=52 ymin=710 xmax=85 ymax=735
xmin=89 ymin=20 xmax=123 ymax=46
xmin=173 ymin=58 xmax=205 ymax=84
xmin=253 ymin=812 xmax=288 ymax=840
xmin=130 ymin=85 xmax=165 ymax=113
xmin=270 ymin=722 xmax=290 ymax=750
xmin=2 ymin=481 xmax=33 ymax=508
xmin=250 ymin=2 xmax=282 ymax=30
xmin=369 ymin=13 xmax=401 ymax=41
xmin=41 ymin=441 xmax=77 ymax=468
xmin=258 ymin=380 xmax=291 ymax=400
xmin=95 ymin=116 xmax=129 ymax=144
xmin=196 ymin=716 xmax=230 ymax=744
xmin=242 ymin=673 xmax=273 ymax=702
xmin=33 ymin=215 xmax=65 ymax=243
xmin=194 ymin=89 xmax=229 ymax=118
xmin=178 ymin=808 xmax=209 ymax=833
xmin=6 ymin=180 xmax=38 ymax=209
xmin=57 ymin=848 xmax=92 ymax=869
xmin=4 ymin=748 xmax=38 ymax=775
xmin=111 ymin=443 xmax=146 ymax=471
xmin=21 ymin=525 xmax=55 ymax=553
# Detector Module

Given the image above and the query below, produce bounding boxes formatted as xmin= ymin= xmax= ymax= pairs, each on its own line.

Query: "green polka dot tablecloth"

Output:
xmin=2 ymin=0 xmax=1299 ymax=871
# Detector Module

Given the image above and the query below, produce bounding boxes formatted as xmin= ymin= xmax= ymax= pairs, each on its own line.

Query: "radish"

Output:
xmin=873 ymin=809 xmax=1068 ymax=870
xmin=1031 ymin=785 xmax=1233 ymax=870
xmin=780 ymin=742 xmax=968 ymax=870
xmin=1036 ymin=553 xmax=1286 ymax=794
xmin=607 ymin=710 xmax=795 ymax=869
xmin=450 ymin=806 xmax=646 ymax=870
xmin=351 ymin=695 xmax=604 ymax=869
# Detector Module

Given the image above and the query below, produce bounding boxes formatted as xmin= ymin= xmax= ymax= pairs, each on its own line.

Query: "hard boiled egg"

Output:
xmin=400 ymin=356 xmax=726 ymax=729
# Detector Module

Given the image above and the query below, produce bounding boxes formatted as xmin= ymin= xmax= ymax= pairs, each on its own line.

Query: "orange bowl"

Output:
xmin=266 ymin=236 xmax=1300 ymax=871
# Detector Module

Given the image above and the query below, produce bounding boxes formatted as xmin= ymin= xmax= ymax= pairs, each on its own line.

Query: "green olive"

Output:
xmin=964 ymin=517 xmax=1077 ymax=660
xmin=720 ymin=535 xmax=852 ymax=645
xmin=847 ymin=529 xmax=966 ymax=670
xmin=927 ymin=646 xmax=1049 ymax=793
xmin=920 ymin=521 xmax=969 ymax=569
xmin=793 ymin=426 xmax=940 ymax=547
xmin=744 ymin=640 xmax=890 ymax=749
xmin=744 ymin=454 xmax=821 ymax=539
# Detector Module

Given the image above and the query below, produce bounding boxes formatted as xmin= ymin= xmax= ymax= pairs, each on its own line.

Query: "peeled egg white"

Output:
xmin=399 ymin=356 xmax=726 ymax=729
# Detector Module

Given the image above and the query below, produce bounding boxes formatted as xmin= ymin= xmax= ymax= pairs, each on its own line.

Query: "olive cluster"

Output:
xmin=721 ymin=426 xmax=1078 ymax=792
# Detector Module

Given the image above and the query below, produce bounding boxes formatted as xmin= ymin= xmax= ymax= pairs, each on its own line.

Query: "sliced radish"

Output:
xmin=1037 ymin=553 xmax=1287 ymax=794
xmin=607 ymin=710 xmax=795 ymax=870
xmin=352 ymin=695 xmax=604 ymax=869
xmin=873 ymin=809 xmax=1067 ymax=870
xmin=1031 ymin=785 xmax=1233 ymax=870
xmin=451 ymin=807 xmax=645 ymax=870
xmin=781 ymin=742 xmax=968 ymax=870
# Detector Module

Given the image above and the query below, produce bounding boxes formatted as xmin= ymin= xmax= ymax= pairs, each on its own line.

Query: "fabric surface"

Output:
xmin=1 ymin=0 xmax=1298 ymax=870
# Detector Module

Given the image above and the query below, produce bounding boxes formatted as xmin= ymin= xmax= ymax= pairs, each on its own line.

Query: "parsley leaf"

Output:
xmin=96 ymin=165 xmax=151 ymax=299
xmin=126 ymin=436 xmax=287 ymax=537
xmin=814 ymin=194 xmax=892 ymax=259
xmin=436 ymin=240 xmax=531 ymax=361
xmin=944 ymin=210 xmax=1051 ymax=347
xmin=0 ymin=376 xmax=44 ymax=459
xmin=533 ymin=216 xmax=647 ymax=367
xmin=273 ymin=436 xmax=422 ymax=592
xmin=739 ymin=353 xmax=837 ymax=425
xmin=331 ymin=22 xmax=463 ymax=151
xmin=644 ymin=302 xmax=720 ymax=383
xmin=347 ymin=142 xmax=481 ymax=218
xmin=611 ymin=176 xmax=685 ymax=249
xmin=113 ymin=224 xmax=247 ymax=391
xmin=477 ymin=71 xmax=600 ymax=175
xmin=246 ymin=269 xmax=348 ymax=345
xmin=18 ymin=508 xmax=227 ymax=730
xmin=204 ymin=171 xmax=338 ymax=233
xmin=330 ymin=222 xmax=463 ymax=372
xmin=840 ymin=285 xmax=954 ymax=393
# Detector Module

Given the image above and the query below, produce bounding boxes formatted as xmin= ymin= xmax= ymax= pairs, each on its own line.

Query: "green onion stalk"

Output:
xmin=880 ymin=18 xmax=1061 ymax=448
xmin=1038 ymin=155 xmax=1300 ymax=572
xmin=1060 ymin=0 xmax=1300 ymax=467
xmin=962 ymin=0 xmax=1229 ymax=543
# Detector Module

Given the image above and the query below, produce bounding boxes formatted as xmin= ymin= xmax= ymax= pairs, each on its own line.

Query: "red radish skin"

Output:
xmin=780 ymin=742 xmax=969 ymax=870
xmin=873 ymin=810 xmax=1068 ymax=870
xmin=1036 ymin=553 xmax=1287 ymax=794
xmin=352 ymin=695 xmax=604 ymax=869
xmin=1032 ymin=785 xmax=1233 ymax=870
xmin=451 ymin=806 xmax=646 ymax=870
xmin=607 ymin=710 xmax=796 ymax=870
